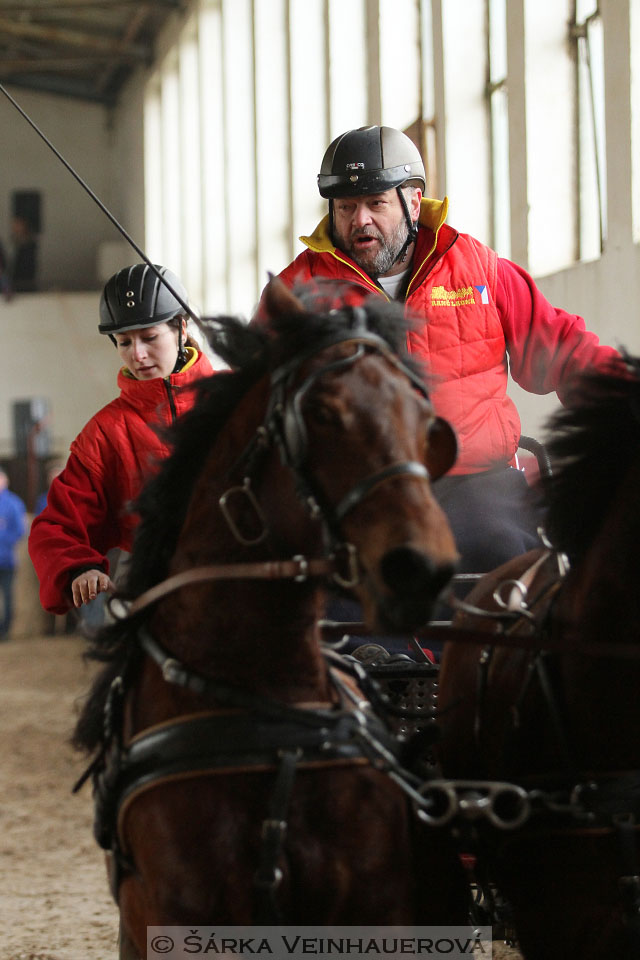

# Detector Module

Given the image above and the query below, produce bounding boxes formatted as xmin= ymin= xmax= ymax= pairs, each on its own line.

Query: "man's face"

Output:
xmin=332 ymin=187 xmax=421 ymax=278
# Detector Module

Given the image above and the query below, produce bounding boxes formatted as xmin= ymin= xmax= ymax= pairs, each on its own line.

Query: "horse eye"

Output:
xmin=305 ymin=401 xmax=336 ymax=426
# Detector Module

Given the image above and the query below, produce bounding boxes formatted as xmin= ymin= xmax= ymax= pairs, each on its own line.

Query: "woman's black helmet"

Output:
xmin=98 ymin=263 xmax=188 ymax=336
xmin=318 ymin=125 xmax=426 ymax=199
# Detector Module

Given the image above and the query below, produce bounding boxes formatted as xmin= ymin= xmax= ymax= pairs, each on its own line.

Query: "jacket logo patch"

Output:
xmin=431 ymin=285 xmax=476 ymax=307
xmin=474 ymin=284 xmax=489 ymax=304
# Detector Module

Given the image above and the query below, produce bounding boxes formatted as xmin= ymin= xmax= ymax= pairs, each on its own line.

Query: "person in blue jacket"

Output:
xmin=0 ymin=467 xmax=26 ymax=639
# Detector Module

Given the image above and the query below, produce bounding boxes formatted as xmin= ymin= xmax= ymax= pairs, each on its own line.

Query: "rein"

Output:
xmin=135 ymin=628 xmax=444 ymax=814
xmin=116 ymin=553 xmax=344 ymax=619
xmin=116 ymin=546 xmax=640 ymax=660
xmin=84 ymin=626 xmax=444 ymax=916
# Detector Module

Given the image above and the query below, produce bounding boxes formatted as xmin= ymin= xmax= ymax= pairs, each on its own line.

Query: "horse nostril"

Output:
xmin=380 ymin=546 xmax=454 ymax=597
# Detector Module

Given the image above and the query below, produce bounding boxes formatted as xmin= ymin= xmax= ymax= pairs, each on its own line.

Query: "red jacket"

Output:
xmin=29 ymin=348 xmax=214 ymax=613
xmin=270 ymin=197 xmax=618 ymax=473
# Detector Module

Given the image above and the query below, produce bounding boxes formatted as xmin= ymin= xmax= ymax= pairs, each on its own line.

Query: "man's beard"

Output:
xmin=336 ymin=219 xmax=411 ymax=279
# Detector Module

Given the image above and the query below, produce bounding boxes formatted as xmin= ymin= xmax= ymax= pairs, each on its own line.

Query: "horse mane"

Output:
xmin=541 ymin=353 xmax=640 ymax=559
xmin=73 ymin=287 xmax=417 ymax=753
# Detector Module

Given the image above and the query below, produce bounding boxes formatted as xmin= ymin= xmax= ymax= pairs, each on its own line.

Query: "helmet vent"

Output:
xmin=98 ymin=263 xmax=188 ymax=335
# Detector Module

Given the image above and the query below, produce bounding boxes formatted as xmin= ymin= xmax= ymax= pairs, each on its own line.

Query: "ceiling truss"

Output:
xmin=0 ymin=0 xmax=185 ymax=106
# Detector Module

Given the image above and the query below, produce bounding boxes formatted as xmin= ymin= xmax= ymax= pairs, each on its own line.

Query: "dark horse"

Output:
xmin=436 ymin=354 xmax=640 ymax=959
xmin=73 ymin=280 xmax=469 ymax=957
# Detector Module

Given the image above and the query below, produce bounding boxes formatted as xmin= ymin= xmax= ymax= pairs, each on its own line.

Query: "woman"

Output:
xmin=29 ymin=263 xmax=214 ymax=615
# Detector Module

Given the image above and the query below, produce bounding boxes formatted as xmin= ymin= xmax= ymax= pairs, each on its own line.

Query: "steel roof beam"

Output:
xmin=2 ymin=75 xmax=116 ymax=106
xmin=0 ymin=1 xmax=182 ymax=10
xmin=0 ymin=16 xmax=150 ymax=59
xmin=0 ymin=56 xmax=136 ymax=72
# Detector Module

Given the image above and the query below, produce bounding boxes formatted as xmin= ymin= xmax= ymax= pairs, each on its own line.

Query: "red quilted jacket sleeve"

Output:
xmin=497 ymin=257 xmax=619 ymax=401
xmin=28 ymin=453 xmax=120 ymax=614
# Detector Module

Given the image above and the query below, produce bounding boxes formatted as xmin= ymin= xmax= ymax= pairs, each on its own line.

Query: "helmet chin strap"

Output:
xmin=393 ymin=186 xmax=419 ymax=268
xmin=172 ymin=323 xmax=188 ymax=373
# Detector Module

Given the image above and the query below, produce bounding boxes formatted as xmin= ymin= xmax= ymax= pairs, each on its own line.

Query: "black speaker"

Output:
xmin=11 ymin=190 xmax=42 ymax=234
xmin=13 ymin=398 xmax=50 ymax=458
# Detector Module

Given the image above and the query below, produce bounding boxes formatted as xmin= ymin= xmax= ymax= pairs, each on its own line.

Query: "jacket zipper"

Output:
xmin=164 ymin=379 xmax=178 ymax=422
xmin=331 ymin=253 xmax=390 ymax=302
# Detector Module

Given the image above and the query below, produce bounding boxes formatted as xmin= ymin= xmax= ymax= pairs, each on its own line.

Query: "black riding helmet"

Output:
xmin=99 ymin=263 xmax=189 ymax=365
xmin=318 ymin=125 xmax=426 ymax=198
xmin=318 ymin=126 xmax=426 ymax=272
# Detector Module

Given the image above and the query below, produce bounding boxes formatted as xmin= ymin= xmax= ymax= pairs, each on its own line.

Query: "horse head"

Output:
xmin=254 ymin=277 xmax=459 ymax=632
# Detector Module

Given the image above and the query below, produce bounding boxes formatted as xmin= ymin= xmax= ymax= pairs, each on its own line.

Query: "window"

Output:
xmin=632 ymin=0 xmax=640 ymax=242
xmin=289 ymin=0 xmax=327 ymax=243
xmin=420 ymin=0 xmax=439 ymax=197
xmin=379 ymin=0 xmax=420 ymax=130
xmin=198 ymin=1 xmax=227 ymax=313
xmin=328 ymin=0 xmax=367 ymax=137
xmin=572 ymin=0 xmax=606 ymax=260
xmin=524 ymin=0 xmax=574 ymax=276
xmin=159 ymin=67 xmax=182 ymax=275
xmin=440 ymin=0 xmax=490 ymax=240
xmin=179 ymin=32 xmax=203 ymax=309
xmin=487 ymin=0 xmax=510 ymax=257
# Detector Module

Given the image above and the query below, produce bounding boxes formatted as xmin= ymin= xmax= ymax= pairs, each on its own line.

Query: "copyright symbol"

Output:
xmin=150 ymin=935 xmax=175 ymax=953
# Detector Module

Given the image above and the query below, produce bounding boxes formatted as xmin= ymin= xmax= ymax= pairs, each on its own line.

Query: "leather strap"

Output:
xmin=122 ymin=556 xmax=334 ymax=617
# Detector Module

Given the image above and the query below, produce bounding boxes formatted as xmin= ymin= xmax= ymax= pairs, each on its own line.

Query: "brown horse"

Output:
xmin=74 ymin=280 xmax=469 ymax=957
xmin=436 ymin=354 xmax=640 ymax=959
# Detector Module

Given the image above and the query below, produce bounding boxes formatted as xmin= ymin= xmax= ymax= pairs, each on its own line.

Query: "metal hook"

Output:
xmin=493 ymin=579 xmax=535 ymax=618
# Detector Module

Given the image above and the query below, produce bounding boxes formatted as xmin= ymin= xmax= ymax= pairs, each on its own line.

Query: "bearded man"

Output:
xmin=257 ymin=125 xmax=618 ymax=633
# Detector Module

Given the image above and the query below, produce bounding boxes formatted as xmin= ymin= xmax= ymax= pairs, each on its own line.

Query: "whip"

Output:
xmin=0 ymin=82 xmax=202 ymax=328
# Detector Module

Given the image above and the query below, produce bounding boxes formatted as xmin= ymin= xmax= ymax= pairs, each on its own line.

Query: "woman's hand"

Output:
xmin=71 ymin=569 xmax=116 ymax=608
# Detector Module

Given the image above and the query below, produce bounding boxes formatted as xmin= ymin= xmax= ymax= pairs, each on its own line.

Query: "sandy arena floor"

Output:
xmin=1 ymin=634 xmax=120 ymax=960
xmin=0 ymin=633 xmax=521 ymax=960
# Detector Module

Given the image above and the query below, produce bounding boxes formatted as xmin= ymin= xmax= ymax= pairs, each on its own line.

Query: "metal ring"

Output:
xmin=218 ymin=478 xmax=269 ymax=546
xmin=415 ymin=780 xmax=458 ymax=827
xmin=292 ymin=555 xmax=309 ymax=582
xmin=486 ymin=782 xmax=531 ymax=830
xmin=493 ymin=578 xmax=528 ymax=611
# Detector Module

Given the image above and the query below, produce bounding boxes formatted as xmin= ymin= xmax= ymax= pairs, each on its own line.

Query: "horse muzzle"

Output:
xmin=372 ymin=545 xmax=457 ymax=633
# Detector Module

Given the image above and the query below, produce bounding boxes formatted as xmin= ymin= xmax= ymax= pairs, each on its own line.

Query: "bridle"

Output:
xmin=265 ymin=321 xmax=432 ymax=536
xmin=424 ymin=549 xmax=640 ymax=938
xmin=118 ymin=317 xmax=437 ymax=619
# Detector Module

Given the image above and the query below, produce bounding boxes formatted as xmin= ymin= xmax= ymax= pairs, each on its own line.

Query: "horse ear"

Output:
xmin=263 ymin=274 xmax=307 ymax=318
xmin=426 ymin=416 xmax=458 ymax=480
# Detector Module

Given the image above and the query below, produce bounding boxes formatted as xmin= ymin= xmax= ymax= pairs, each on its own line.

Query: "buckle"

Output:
xmin=331 ymin=542 xmax=359 ymax=589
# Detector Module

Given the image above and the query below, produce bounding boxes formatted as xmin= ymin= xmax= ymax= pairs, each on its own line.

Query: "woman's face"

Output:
xmin=114 ymin=321 xmax=185 ymax=380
